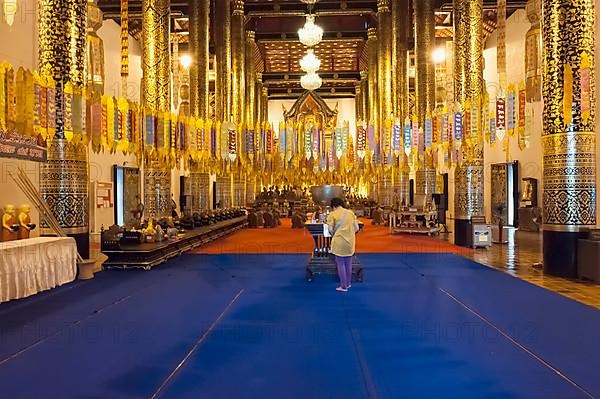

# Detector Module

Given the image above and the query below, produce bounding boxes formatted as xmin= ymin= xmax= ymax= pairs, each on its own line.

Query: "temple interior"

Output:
xmin=1 ymin=0 xmax=600 ymax=397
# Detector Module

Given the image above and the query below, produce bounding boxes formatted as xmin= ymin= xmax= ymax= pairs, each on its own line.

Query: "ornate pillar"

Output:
xmin=392 ymin=0 xmax=409 ymax=121
xmin=245 ymin=31 xmax=257 ymax=130
xmin=189 ymin=0 xmax=210 ymax=120
xmin=367 ymin=28 xmax=379 ymax=127
xmin=377 ymin=0 xmax=393 ymax=124
xmin=415 ymin=0 xmax=437 ymax=200
xmin=453 ymin=0 xmax=485 ymax=246
xmin=360 ymin=71 xmax=369 ymax=124
xmin=246 ymin=175 xmax=257 ymax=204
xmin=541 ymin=0 xmax=596 ymax=277
xmin=141 ymin=0 xmax=170 ymax=111
xmin=39 ymin=0 xmax=89 ymax=258
xmin=142 ymin=0 xmax=171 ymax=218
xmin=233 ymin=173 xmax=247 ymax=207
xmin=231 ymin=0 xmax=245 ymax=126
xmin=215 ymin=0 xmax=231 ymax=122
xmin=216 ymin=175 xmax=232 ymax=208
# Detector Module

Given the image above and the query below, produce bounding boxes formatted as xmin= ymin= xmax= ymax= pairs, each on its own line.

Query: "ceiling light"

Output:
xmin=179 ymin=54 xmax=192 ymax=69
xmin=298 ymin=15 xmax=323 ymax=48
xmin=300 ymin=49 xmax=321 ymax=73
xmin=301 ymin=72 xmax=322 ymax=91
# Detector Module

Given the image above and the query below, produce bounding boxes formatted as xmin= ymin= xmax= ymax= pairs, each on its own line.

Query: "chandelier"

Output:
xmin=301 ymin=72 xmax=322 ymax=91
xmin=298 ymin=15 xmax=323 ymax=47
xmin=300 ymin=49 xmax=321 ymax=73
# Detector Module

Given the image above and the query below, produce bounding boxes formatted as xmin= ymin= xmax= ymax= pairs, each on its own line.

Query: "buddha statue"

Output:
xmin=2 ymin=204 xmax=19 ymax=242
xmin=18 ymin=204 xmax=36 ymax=240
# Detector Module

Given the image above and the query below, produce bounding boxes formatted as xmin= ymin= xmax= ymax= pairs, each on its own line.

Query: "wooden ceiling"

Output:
xmin=97 ymin=0 xmax=527 ymax=98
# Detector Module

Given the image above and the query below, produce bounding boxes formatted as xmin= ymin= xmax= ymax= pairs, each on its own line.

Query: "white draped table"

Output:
xmin=0 ymin=237 xmax=78 ymax=303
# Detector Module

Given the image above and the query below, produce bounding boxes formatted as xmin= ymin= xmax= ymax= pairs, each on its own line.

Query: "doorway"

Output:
xmin=490 ymin=161 xmax=519 ymax=227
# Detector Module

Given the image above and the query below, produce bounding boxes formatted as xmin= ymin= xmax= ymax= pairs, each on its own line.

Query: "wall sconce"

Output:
xmin=3 ymin=0 xmax=17 ymax=27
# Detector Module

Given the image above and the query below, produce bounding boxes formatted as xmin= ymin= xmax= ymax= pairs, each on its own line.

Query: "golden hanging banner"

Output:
xmin=121 ymin=0 xmax=129 ymax=79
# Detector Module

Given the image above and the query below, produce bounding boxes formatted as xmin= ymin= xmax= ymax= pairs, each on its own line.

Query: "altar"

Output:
xmin=0 ymin=237 xmax=78 ymax=303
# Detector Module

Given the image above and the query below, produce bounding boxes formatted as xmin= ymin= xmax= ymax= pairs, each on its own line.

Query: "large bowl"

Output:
xmin=310 ymin=185 xmax=345 ymax=206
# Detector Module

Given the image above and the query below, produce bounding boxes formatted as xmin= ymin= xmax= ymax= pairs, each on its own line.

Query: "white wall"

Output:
xmin=481 ymin=9 xmax=543 ymax=222
xmin=0 ymin=0 xmax=40 ymax=235
xmin=88 ymin=20 xmax=143 ymax=231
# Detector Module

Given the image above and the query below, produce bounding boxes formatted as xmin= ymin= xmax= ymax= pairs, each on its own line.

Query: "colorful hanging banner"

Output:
xmin=507 ymin=85 xmax=516 ymax=135
xmin=404 ymin=117 xmax=411 ymax=156
xmin=496 ymin=97 xmax=506 ymax=141
xmin=357 ymin=124 xmax=366 ymax=159
xmin=393 ymin=119 xmax=401 ymax=155
xmin=424 ymin=117 xmax=433 ymax=150
xmin=453 ymin=111 xmax=463 ymax=141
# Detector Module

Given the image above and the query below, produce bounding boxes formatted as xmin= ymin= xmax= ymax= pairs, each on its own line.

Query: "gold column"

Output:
xmin=245 ymin=31 xmax=257 ymax=129
xmin=39 ymin=0 xmax=90 ymax=257
xmin=39 ymin=0 xmax=87 ymax=134
xmin=189 ymin=0 xmax=210 ymax=120
xmin=141 ymin=0 xmax=170 ymax=111
xmin=392 ymin=0 xmax=410 ymax=199
xmin=142 ymin=0 xmax=172 ymax=218
xmin=415 ymin=0 xmax=436 ymax=199
xmin=415 ymin=0 xmax=436 ymax=122
xmin=360 ymin=71 xmax=369 ymax=124
xmin=215 ymin=0 xmax=231 ymax=122
xmin=377 ymin=0 xmax=393 ymax=123
xmin=367 ymin=28 xmax=379 ymax=127
xmin=392 ymin=0 xmax=409 ymax=121
xmin=541 ymin=0 xmax=596 ymax=277
xmin=231 ymin=0 xmax=245 ymax=125
xmin=453 ymin=0 xmax=484 ymax=239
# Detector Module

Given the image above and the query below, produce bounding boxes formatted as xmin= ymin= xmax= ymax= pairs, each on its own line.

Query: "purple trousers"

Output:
xmin=335 ymin=255 xmax=353 ymax=289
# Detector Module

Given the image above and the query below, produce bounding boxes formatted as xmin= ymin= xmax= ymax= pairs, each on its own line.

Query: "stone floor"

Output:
xmin=442 ymin=227 xmax=600 ymax=310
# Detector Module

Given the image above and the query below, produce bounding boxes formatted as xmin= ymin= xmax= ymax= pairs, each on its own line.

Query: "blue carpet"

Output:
xmin=0 ymin=253 xmax=598 ymax=399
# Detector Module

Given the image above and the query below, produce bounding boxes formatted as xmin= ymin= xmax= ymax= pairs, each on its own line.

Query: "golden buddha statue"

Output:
xmin=18 ymin=204 xmax=36 ymax=240
xmin=2 ymin=204 xmax=19 ymax=242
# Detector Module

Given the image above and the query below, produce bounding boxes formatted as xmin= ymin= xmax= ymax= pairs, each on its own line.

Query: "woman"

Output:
xmin=327 ymin=197 xmax=360 ymax=292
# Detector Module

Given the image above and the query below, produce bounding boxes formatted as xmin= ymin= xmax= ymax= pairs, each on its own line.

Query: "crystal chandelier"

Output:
xmin=301 ymin=72 xmax=322 ymax=91
xmin=300 ymin=49 xmax=321 ymax=73
xmin=298 ymin=15 xmax=323 ymax=47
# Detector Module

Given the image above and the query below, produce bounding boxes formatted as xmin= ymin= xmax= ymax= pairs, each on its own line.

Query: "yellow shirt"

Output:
xmin=327 ymin=207 xmax=358 ymax=257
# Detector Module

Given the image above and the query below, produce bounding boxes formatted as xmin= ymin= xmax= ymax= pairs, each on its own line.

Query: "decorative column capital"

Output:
xmin=360 ymin=70 xmax=368 ymax=80
xmin=246 ymin=30 xmax=255 ymax=41
xmin=377 ymin=0 xmax=391 ymax=13
xmin=256 ymin=72 xmax=263 ymax=81
xmin=367 ymin=27 xmax=377 ymax=40
xmin=233 ymin=0 xmax=244 ymax=15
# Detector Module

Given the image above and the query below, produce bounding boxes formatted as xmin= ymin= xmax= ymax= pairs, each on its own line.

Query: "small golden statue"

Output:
xmin=18 ymin=204 xmax=36 ymax=240
xmin=2 ymin=204 xmax=19 ymax=242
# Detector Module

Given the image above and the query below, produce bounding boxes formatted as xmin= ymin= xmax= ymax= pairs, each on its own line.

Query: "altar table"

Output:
xmin=0 ymin=237 xmax=78 ymax=303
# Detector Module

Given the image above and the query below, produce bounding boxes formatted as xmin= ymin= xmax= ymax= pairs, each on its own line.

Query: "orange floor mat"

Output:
xmin=193 ymin=218 xmax=472 ymax=255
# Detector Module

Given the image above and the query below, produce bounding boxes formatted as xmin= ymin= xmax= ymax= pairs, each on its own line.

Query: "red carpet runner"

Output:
xmin=193 ymin=218 xmax=472 ymax=255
